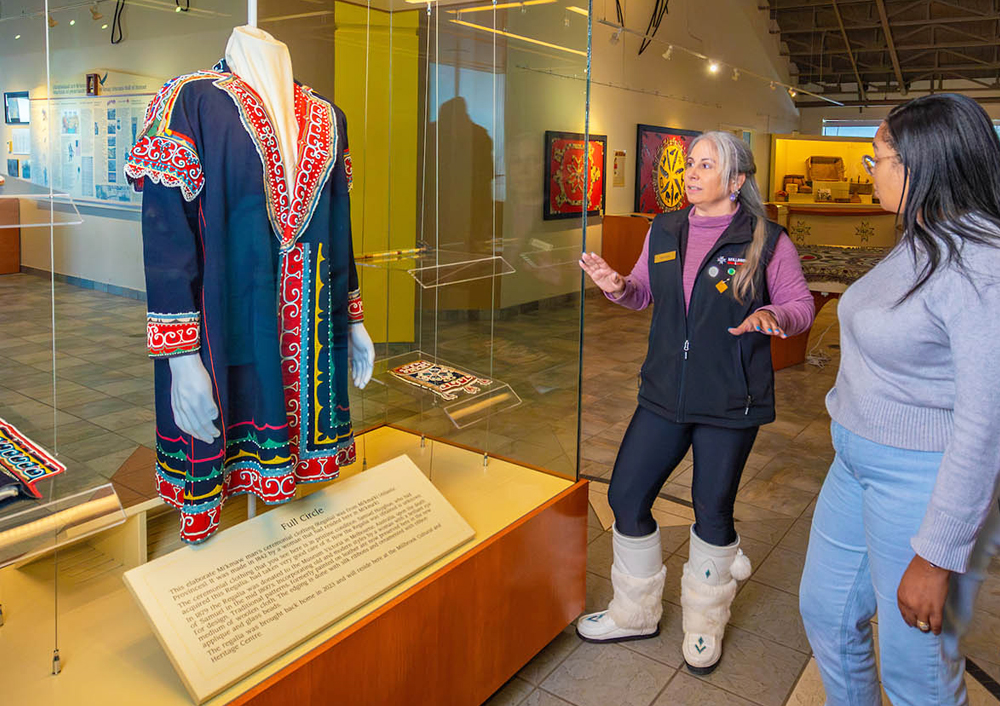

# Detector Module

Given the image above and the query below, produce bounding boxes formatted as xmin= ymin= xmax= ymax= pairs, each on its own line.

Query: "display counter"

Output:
xmin=768 ymin=201 xmax=899 ymax=249
xmin=0 ymin=425 xmax=587 ymax=706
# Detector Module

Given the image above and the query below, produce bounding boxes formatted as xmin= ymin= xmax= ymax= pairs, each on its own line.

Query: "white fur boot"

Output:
xmin=576 ymin=525 xmax=666 ymax=643
xmin=681 ymin=525 xmax=752 ymax=674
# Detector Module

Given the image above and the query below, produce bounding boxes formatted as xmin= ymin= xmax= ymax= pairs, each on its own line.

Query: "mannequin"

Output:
xmin=167 ymin=27 xmax=374 ymax=445
xmin=126 ymin=27 xmax=374 ymax=543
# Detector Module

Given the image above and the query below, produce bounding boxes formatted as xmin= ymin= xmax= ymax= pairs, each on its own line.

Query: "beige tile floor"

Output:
xmin=1 ymin=273 xmax=998 ymax=705
xmin=486 ymin=294 xmax=1000 ymax=706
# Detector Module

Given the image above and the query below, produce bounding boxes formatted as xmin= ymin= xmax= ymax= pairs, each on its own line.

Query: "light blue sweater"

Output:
xmin=827 ymin=235 xmax=1000 ymax=573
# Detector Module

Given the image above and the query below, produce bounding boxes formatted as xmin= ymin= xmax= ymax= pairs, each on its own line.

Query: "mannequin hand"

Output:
xmin=728 ymin=309 xmax=787 ymax=338
xmin=348 ymin=323 xmax=375 ymax=389
xmin=579 ymin=252 xmax=625 ymax=297
xmin=167 ymin=353 xmax=221 ymax=444
xmin=897 ymin=554 xmax=950 ymax=635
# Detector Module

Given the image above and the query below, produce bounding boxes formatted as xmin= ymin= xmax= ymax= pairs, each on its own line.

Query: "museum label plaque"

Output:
xmin=123 ymin=454 xmax=475 ymax=703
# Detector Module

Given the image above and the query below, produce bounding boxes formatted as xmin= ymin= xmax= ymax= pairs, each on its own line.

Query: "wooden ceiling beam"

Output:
xmin=874 ymin=0 xmax=907 ymax=94
xmin=831 ymin=0 xmax=868 ymax=101
xmin=775 ymin=13 xmax=1000 ymax=34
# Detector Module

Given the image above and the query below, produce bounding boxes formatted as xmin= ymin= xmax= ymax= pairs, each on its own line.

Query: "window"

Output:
xmin=822 ymin=120 xmax=880 ymax=138
xmin=824 ymin=118 xmax=1000 ymax=141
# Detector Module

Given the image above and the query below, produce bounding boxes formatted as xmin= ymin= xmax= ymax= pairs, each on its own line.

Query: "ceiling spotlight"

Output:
xmin=770 ymin=81 xmax=776 ymax=90
xmin=48 ymin=14 xmax=57 ymax=28
xmin=732 ymin=68 xmax=740 ymax=81
xmin=788 ymin=87 xmax=798 ymax=98
xmin=708 ymin=61 xmax=720 ymax=74
xmin=69 ymin=19 xmax=76 ymax=25
xmin=14 ymin=34 xmax=21 ymax=39
xmin=609 ymin=27 xmax=623 ymax=45
xmin=662 ymin=45 xmax=673 ymax=60
xmin=101 ymin=23 xmax=108 ymax=29
xmin=90 ymin=3 xmax=103 ymax=20
xmin=176 ymin=5 xmax=182 ymax=11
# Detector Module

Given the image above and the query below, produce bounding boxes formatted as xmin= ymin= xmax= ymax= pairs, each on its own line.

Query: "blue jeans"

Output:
xmin=800 ymin=422 xmax=1000 ymax=706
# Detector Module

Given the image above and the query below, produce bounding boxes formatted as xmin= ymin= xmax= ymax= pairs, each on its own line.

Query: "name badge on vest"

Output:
xmin=654 ymin=251 xmax=677 ymax=263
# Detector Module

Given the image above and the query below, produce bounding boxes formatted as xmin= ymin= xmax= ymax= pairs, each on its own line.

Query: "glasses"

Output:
xmin=862 ymin=154 xmax=895 ymax=176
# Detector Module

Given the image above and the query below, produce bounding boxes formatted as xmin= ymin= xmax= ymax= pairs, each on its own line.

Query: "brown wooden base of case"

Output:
xmin=231 ymin=479 xmax=589 ymax=706
xmin=770 ymin=290 xmax=842 ymax=371
xmin=0 ymin=198 xmax=20 ymax=275
xmin=601 ymin=214 xmax=650 ymax=275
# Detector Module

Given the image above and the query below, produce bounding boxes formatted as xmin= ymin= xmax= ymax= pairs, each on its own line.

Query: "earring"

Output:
xmin=730 ymin=190 xmax=740 ymax=202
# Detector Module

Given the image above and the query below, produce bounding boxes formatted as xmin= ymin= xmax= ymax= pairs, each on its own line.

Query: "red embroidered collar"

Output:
xmin=214 ymin=74 xmax=338 ymax=251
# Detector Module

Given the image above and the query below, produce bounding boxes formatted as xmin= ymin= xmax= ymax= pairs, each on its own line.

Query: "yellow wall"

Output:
xmin=335 ymin=4 xmax=420 ymax=344
xmin=771 ymin=137 xmax=873 ymax=200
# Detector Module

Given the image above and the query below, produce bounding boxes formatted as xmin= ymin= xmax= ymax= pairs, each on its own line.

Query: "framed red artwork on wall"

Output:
xmin=543 ymin=131 xmax=607 ymax=221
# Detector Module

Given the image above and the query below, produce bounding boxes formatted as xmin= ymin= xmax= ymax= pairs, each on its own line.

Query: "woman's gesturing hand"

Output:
xmin=728 ymin=309 xmax=787 ymax=338
xmin=579 ymin=252 xmax=626 ymax=297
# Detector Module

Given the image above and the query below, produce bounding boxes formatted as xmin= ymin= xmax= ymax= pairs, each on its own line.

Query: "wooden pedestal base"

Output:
xmin=770 ymin=291 xmax=841 ymax=371
xmin=233 ymin=480 xmax=588 ymax=706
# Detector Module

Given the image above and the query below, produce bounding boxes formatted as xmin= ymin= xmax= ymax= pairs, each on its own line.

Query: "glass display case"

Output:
xmin=0 ymin=0 xmax=593 ymax=702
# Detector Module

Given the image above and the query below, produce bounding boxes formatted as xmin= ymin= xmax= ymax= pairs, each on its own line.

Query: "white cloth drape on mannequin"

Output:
xmin=225 ymin=25 xmax=299 ymax=195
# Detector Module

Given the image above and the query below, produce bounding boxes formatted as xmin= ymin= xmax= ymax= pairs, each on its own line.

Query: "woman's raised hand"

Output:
xmin=579 ymin=252 xmax=626 ymax=297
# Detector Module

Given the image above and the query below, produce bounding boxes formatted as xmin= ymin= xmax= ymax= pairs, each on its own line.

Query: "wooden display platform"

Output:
xmin=601 ymin=214 xmax=650 ymax=274
xmin=0 ymin=425 xmax=588 ymax=705
xmin=0 ymin=198 xmax=20 ymax=275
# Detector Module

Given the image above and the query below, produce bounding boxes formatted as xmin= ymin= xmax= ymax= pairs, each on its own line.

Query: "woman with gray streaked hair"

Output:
xmin=576 ymin=131 xmax=814 ymax=674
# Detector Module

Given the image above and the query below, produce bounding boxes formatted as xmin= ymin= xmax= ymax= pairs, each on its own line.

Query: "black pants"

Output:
xmin=607 ymin=405 xmax=759 ymax=546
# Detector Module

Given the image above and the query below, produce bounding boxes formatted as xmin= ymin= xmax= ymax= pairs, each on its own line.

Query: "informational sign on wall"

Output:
xmin=22 ymin=70 xmax=161 ymax=205
xmin=124 ymin=455 xmax=475 ymax=704
xmin=28 ymin=95 xmax=149 ymax=204
xmin=613 ymin=149 xmax=626 ymax=188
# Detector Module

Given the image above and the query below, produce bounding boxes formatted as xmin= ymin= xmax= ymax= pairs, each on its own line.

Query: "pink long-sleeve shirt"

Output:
xmin=607 ymin=209 xmax=815 ymax=336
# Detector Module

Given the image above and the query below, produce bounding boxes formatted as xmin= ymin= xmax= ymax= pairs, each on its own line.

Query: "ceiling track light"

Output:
xmin=788 ymin=87 xmax=798 ymax=98
xmin=708 ymin=61 xmax=720 ymax=74
xmin=609 ymin=27 xmax=623 ymax=45
xmin=91 ymin=2 xmax=103 ymax=21
xmin=770 ymin=81 xmax=776 ymax=90
xmin=662 ymin=45 xmax=673 ymax=60
xmin=732 ymin=68 xmax=740 ymax=81
xmin=48 ymin=14 xmax=58 ymax=28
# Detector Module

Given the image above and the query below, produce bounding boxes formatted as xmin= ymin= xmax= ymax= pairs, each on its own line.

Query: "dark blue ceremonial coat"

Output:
xmin=126 ymin=61 xmax=364 ymax=543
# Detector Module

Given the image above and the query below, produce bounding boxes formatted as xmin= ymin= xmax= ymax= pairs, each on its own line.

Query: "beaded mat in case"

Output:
xmin=797 ymin=244 xmax=891 ymax=286
xmin=388 ymin=360 xmax=493 ymax=401
xmin=0 ymin=417 xmax=66 ymax=506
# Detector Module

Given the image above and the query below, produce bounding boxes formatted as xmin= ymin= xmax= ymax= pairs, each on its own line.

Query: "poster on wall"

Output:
xmin=634 ymin=124 xmax=700 ymax=214
xmin=28 ymin=94 xmax=148 ymax=204
xmin=543 ymin=130 xmax=607 ymax=221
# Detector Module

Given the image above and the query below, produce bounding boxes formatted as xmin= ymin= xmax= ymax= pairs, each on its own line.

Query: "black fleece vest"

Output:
xmin=638 ymin=206 xmax=783 ymax=428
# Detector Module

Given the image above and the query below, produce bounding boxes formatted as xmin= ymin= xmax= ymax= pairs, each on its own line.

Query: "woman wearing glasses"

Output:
xmin=800 ymin=93 xmax=1000 ymax=704
xmin=576 ymin=131 xmax=814 ymax=674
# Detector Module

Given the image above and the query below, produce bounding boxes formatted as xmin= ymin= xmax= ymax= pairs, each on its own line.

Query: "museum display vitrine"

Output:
xmin=0 ymin=1 xmax=594 ymax=703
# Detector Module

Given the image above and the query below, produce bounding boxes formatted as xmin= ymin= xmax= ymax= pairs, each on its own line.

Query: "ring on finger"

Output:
xmin=916 ymin=620 xmax=931 ymax=632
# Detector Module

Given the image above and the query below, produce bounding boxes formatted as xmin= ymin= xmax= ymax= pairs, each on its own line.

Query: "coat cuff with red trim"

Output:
xmin=348 ymin=288 xmax=364 ymax=324
xmin=147 ymin=312 xmax=201 ymax=358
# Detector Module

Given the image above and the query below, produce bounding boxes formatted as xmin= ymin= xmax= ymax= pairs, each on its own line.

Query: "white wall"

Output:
xmin=499 ymin=0 xmax=799 ymax=308
xmin=0 ymin=1 xmax=244 ymax=291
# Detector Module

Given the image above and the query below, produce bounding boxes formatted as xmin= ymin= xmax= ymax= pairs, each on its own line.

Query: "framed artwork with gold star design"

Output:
xmin=543 ymin=131 xmax=607 ymax=221
xmin=634 ymin=124 xmax=701 ymax=214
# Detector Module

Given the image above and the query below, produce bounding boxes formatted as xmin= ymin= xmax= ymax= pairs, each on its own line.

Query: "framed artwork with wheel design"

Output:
xmin=634 ymin=124 xmax=701 ymax=215
xmin=543 ymin=130 xmax=607 ymax=221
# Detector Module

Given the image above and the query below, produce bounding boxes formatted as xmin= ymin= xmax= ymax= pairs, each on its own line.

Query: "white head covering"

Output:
xmin=225 ymin=26 xmax=299 ymax=194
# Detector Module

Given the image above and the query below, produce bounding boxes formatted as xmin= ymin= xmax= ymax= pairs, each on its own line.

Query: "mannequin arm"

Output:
xmin=167 ymin=353 xmax=221 ymax=444
xmin=348 ymin=323 xmax=375 ymax=389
